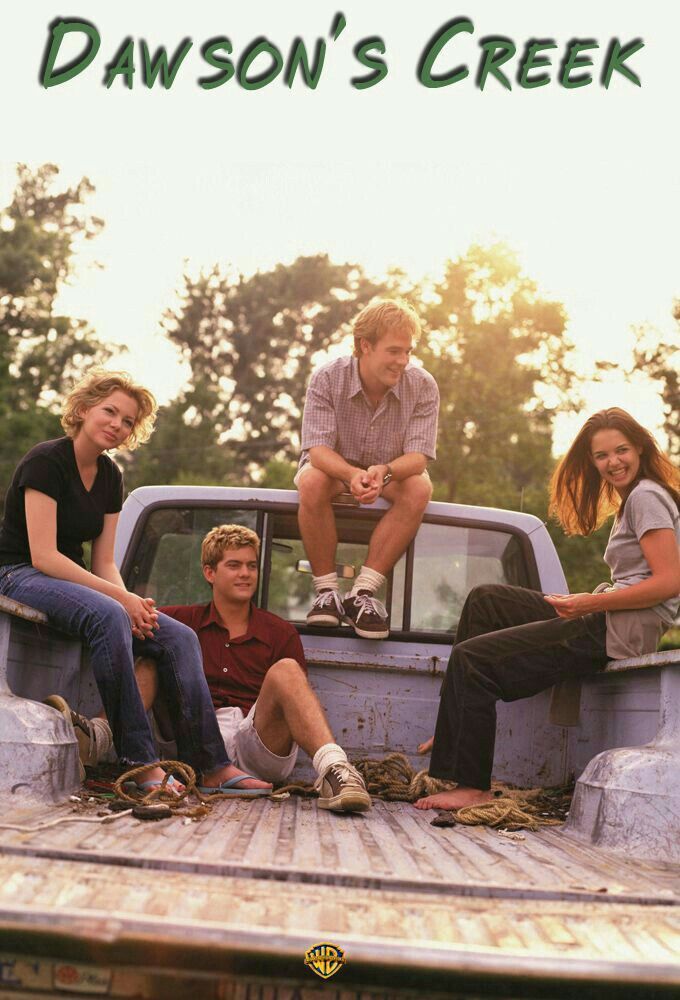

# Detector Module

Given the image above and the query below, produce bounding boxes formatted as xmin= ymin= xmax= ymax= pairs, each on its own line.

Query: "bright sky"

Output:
xmin=3 ymin=1 xmax=679 ymax=454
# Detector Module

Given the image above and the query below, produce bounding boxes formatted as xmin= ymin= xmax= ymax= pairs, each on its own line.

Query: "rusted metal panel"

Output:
xmin=0 ymin=798 xmax=678 ymax=995
xmin=0 ymin=616 xmax=81 ymax=805
xmin=569 ymin=670 xmax=663 ymax=777
xmin=604 ymin=649 xmax=680 ymax=674
xmin=1 ymin=800 xmax=678 ymax=904
xmin=0 ymin=595 xmax=48 ymax=626
xmin=567 ymin=663 xmax=680 ymax=862
xmin=0 ymin=853 xmax=678 ymax=996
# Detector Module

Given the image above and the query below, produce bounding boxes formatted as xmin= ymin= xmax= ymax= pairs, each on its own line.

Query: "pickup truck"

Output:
xmin=0 ymin=486 xmax=678 ymax=999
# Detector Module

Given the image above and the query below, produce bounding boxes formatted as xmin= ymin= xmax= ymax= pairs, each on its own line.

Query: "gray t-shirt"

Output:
xmin=604 ymin=479 xmax=680 ymax=625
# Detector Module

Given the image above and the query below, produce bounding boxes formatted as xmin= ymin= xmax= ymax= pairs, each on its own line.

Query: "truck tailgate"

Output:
xmin=0 ymin=797 xmax=678 ymax=998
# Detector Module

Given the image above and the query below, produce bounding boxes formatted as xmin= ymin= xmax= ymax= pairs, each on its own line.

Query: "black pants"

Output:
xmin=428 ymin=584 xmax=608 ymax=790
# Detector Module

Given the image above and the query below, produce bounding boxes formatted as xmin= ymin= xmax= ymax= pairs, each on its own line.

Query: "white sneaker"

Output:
xmin=314 ymin=761 xmax=372 ymax=813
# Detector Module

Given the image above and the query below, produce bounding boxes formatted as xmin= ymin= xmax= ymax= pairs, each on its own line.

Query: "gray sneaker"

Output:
xmin=314 ymin=761 xmax=372 ymax=813
xmin=342 ymin=590 xmax=389 ymax=639
xmin=306 ymin=588 xmax=345 ymax=627
xmin=44 ymin=694 xmax=95 ymax=780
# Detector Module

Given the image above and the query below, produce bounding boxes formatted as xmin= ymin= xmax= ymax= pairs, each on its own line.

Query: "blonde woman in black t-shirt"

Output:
xmin=0 ymin=369 xmax=271 ymax=796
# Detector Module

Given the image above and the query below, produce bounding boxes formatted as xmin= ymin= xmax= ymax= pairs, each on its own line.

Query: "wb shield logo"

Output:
xmin=304 ymin=941 xmax=346 ymax=980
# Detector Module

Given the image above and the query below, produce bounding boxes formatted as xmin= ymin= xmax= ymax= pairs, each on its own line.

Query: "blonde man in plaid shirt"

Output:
xmin=296 ymin=299 xmax=439 ymax=639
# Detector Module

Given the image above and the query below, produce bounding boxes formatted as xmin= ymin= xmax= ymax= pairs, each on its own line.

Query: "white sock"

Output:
xmin=350 ymin=565 xmax=385 ymax=597
xmin=313 ymin=572 xmax=339 ymax=595
xmin=312 ymin=742 xmax=348 ymax=777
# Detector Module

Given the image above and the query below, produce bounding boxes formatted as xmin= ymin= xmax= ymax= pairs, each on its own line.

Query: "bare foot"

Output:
xmin=201 ymin=763 xmax=272 ymax=791
xmin=413 ymin=787 xmax=493 ymax=811
xmin=417 ymin=736 xmax=434 ymax=755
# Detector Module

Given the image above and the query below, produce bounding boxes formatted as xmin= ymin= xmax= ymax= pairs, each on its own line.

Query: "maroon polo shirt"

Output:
xmin=160 ymin=601 xmax=306 ymax=714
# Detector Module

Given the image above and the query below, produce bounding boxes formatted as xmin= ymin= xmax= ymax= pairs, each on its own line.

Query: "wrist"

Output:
xmin=382 ymin=464 xmax=394 ymax=486
xmin=591 ymin=592 xmax=608 ymax=612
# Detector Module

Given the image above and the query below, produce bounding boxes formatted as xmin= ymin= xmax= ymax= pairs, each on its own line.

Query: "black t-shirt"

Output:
xmin=0 ymin=437 xmax=124 ymax=569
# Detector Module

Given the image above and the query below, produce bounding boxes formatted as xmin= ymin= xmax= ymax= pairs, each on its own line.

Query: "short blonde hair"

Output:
xmin=201 ymin=524 xmax=261 ymax=569
xmin=352 ymin=298 xmax=421 ymax=358
xmin=61 ymin=368 xmax=157 ymax=451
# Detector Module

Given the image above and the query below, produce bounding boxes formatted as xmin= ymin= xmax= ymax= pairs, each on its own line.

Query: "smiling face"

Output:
xmin=203 ymin=545 xmax=258 ymax=606
xmin=358 ymin=327 xmax=413 ymax=394
xmin=590 ymin=428 xmax=642 ymax=498
xmin=77 ymin=389 xmax=139 ymax=453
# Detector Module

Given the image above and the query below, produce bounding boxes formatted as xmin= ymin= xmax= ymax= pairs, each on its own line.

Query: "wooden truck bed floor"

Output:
xmin=0 ymin=797 xmax=678 ymax=998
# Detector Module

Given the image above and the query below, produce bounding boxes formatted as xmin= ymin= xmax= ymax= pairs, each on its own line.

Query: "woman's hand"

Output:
xmin=544 ymin=592 xmax=599 ymax=619
xmin=119 ymin=591 xmax=158 ymax=638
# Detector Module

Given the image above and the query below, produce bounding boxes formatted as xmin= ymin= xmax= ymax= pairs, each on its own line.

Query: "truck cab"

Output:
xmin=0 ymin=487 xmax=678 ymax=999
xmin=115 ymin=486 xmax=568 ymax=786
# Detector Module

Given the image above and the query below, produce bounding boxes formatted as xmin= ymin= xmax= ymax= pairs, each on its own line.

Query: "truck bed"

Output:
xmin=1 ymin=796 xmax=678 ymax=998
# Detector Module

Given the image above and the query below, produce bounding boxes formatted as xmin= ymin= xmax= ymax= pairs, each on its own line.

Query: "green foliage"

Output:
xmin=659 ymin=627 xmax=680 ymax=652
xmin=123 ymin=398 xmax=238 ymax=490
xmin=417 ymin=243 xmax=578 ymax=511
xmin=632 ymin=306 xmax=680 ymax=460
xmin=0 ymin=164 xmax=107 ymax=496
xmin=258 ymin=458 xmax=298 ymax=489
xmin=154 ymin=254 xmax=384 ymax=474
xmin=546 ymin=518 xmax=611 ymax=594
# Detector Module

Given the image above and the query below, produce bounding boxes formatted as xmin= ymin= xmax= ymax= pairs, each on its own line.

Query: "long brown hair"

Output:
xmin=549 ymin=408 xmax=680 ymax=536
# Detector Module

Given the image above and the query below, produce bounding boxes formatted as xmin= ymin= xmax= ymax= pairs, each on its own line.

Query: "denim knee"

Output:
xmin=83 ymin=599 xmax=131 ymax=645
xmin=139 ymin=614 xmax=199 ymax=656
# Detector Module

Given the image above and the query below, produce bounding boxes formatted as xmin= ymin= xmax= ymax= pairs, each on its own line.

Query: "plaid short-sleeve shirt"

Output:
xmin=298 ymin=356 xmax=439 ymax=472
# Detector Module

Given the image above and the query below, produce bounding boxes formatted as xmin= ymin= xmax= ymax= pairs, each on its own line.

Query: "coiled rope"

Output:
xmin=355 ymin=752 xmax=456 ymax=801
xmin=113 ymin=760 xmax=233 ymax=819
xmin=354 ymin=753 xmax=565 ymax=830
xmin=112 ymin=755 xmax=567 ymax=830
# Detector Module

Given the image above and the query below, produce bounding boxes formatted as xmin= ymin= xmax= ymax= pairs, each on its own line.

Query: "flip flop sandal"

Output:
xmin=197 ymin=774 xmax=272 ymax=797
xmin=123 ymin=774 xmax=182 ymax=797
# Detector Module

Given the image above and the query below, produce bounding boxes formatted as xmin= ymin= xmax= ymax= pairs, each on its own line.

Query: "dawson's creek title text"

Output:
xmin=41 ymin=15 xmax=644 ymax=92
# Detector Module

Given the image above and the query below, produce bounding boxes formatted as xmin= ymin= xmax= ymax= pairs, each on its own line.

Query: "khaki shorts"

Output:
xmin=293 ymin=462 xmax=430 ymax=489
xmin=605 ymin=607 xmax=666 ymax=660
xmin=293 ymin=462 xmax=313 ymax=488
xmin=215 ymin=702 xmax=298 ymax=783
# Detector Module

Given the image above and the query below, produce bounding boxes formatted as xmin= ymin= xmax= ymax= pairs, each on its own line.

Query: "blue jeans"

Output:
xmin=0 ymin=564 xmax=231 ymax=773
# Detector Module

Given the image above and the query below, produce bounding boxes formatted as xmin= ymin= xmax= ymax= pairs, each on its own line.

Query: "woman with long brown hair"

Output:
xmin=415 ymin=407 xmax=680 ymax=811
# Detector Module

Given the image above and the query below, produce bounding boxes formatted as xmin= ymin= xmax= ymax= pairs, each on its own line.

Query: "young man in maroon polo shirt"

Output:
xmin=161 ymin=524 xmax=371 ymax=814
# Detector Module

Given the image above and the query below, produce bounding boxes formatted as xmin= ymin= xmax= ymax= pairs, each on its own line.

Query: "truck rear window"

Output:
xmin=407 ymin=522 xmax=528 ymax=632
xmin=127 ymin=507 xmax=258 ymax=606
xmin=127 ymin=504 xmax=530 ymax=639
xmin=267 ymin=512 xmax=529 ymax=636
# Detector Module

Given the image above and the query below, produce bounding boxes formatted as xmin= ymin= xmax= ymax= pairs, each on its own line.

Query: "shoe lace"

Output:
xmin=350 ymin=592 xmax=387 ymax=621
xmin=313 ymin=589 xmax=344 ymax=614
xmin=314 ymin=761 xmax=365 ymax=792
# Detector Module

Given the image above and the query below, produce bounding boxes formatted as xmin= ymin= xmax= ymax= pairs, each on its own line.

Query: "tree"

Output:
xmin=151 ymin=255 xmax=383 ymax=478
xmin=416 ymin=242 xmax=578 ymax=513
xmin=545 ymin=519 xmax=612 ymax=594
xmin=123 ymin=396 xmax=239 ymax=490
xmin=0 ymin=163 xmax=107 ymax=494
xmin=632 ymin=303 xmax=680 ymax=460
